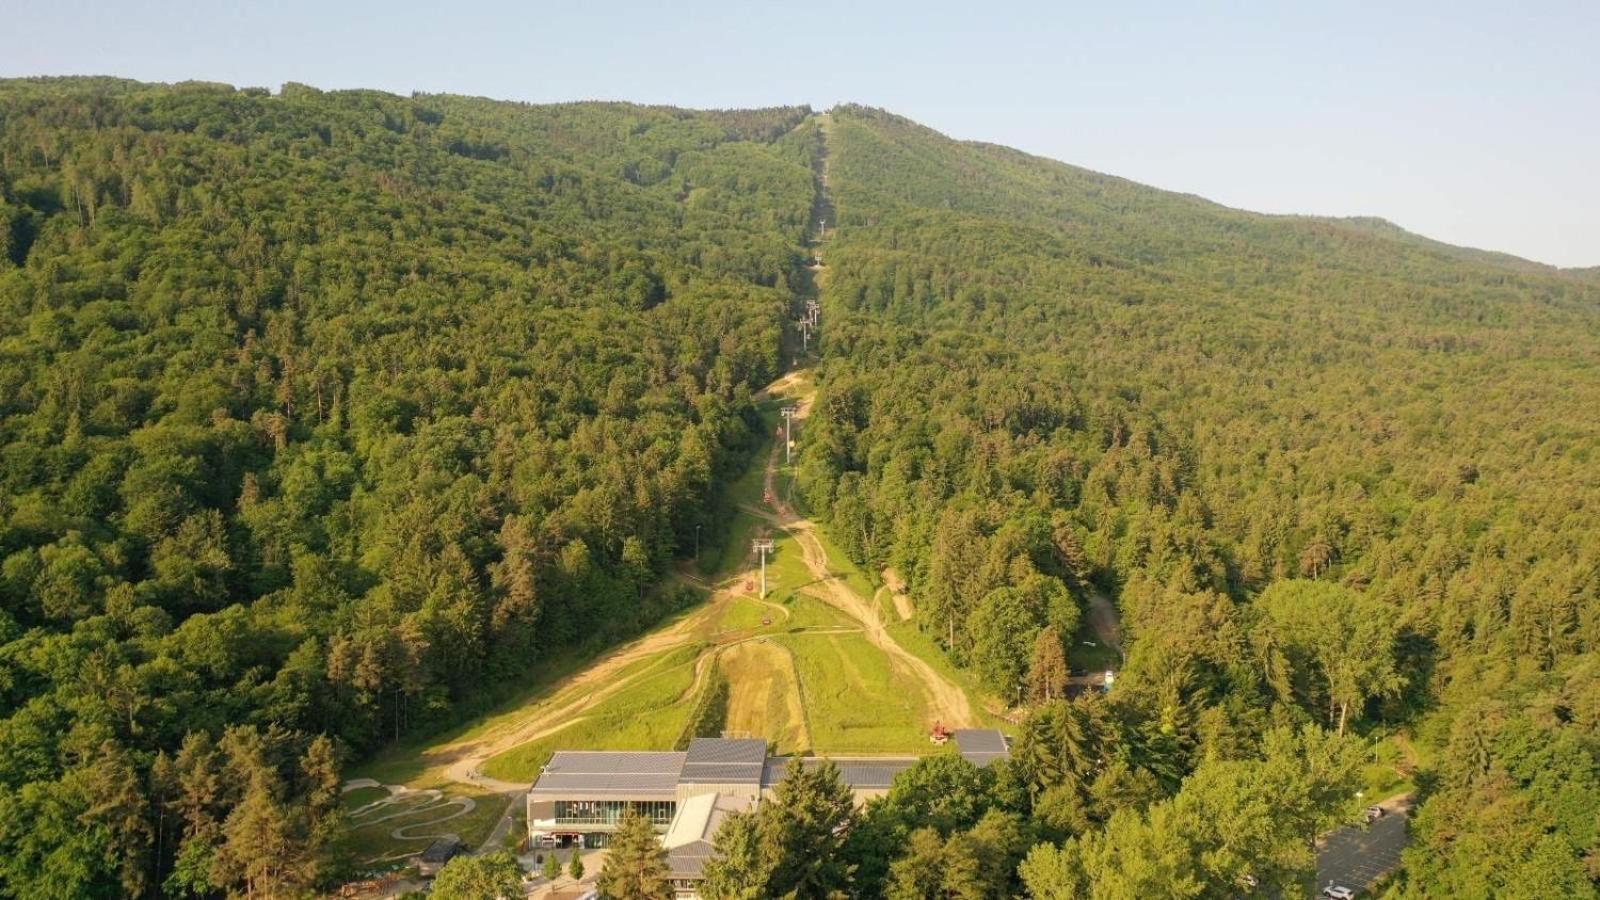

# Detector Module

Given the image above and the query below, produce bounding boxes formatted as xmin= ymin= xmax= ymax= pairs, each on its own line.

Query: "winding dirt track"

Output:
xmin=431 ymin=595 xmax=722 ymax=793
xmin=348 ymin=116 xmax=978 ymax=851
xmin=398 ymin=370 xmax=974 ymax=804
xmin=753 ymin=379 xmax=977 ymax=729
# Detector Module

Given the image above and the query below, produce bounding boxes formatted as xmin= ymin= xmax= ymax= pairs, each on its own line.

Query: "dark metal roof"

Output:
xmin=524 ymin=737 xmax=1003 ymax=799
xmin=685 ymin=738 xmax=767 ymax=765
xmin=679 ymin=738 xmax=766 ymax=784
xmin=953 ymin=729 xmax=1007 ymax=754
xmin=529 ymin=750 xmax=686 ymax=796
xmin=418 ymin=838 xmax=464 ymax=863
xmin=953 ymin=729 xmax=1011 ymax=766
xmin=667 ymin=840 xmax=716 ymax=878
xmin=529 ymin=772 xmax=681 ymax=795
xmin=761 ymin=756 xmax=918 ymax=790
xmin=544 ymin=751 xmax=686 ymax=774
xmin=831 ymin=758 xmax=919 ymax=789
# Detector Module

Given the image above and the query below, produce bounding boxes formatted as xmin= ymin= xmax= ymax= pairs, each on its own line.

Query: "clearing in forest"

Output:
xmin=345 ymin=118 xmax=987 ymax=847
xmin=348 ymin=369 xmax=984 ymax=803
xmin=719 ymin=640 xmax=809 ymax=753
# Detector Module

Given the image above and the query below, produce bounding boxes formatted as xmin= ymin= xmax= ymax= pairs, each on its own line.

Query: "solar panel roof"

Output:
xmin=761 ymin=756 xmax=919 ymax=790
xmin=542 ymin=751 xmax=686 ymax=775
xmin=953 ymin=729 xmax=1011 ymax=766
xmin=679 ymin=738 xmax=766 ymax=784
xmin=529 ymin=750 xmax=686 ymax=796
xmin=684 ymin=738 xmax=766 ymax=765
xmin=953 ymin=729 xmax=1008 ymax=755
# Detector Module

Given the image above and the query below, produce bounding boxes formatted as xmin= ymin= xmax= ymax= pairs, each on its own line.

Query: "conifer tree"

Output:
xmin=596 ymin=806 xmax=670 ymax=899
xmin=763 ymin=759 xmax=856 ymax=897
xmin=432 ymin=851 xmax=523 ymax=900
xmin=1028 ymin=626 xmax=1071 ymax=703
xmin=699 ymin=810 xmax=770 ymax=900
xmin=567 ymin=843 xmax=585 ymax=881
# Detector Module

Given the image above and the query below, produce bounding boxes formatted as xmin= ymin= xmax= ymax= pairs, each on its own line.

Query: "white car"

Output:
xmin=1322 ymin=885 xmax=1355 ymax=900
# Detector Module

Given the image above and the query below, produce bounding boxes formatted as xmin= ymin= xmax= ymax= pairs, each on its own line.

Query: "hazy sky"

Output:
xmin=7 ymin=0 xmax=1597 ymax=267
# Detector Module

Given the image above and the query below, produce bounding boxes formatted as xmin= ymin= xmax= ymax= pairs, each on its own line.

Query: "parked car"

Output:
xmin=1365 ymin=805 xmax=1385 ymax=824
xmin=1322 ymin=884 xmax=1356 ymax=900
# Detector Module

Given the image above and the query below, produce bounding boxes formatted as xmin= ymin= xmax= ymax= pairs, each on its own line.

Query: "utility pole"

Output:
xmin=694 ymin=523 xmax=702 ymax=559
xmin=780 ymin=406 xmax=797 ymax=464
xmin=752 ymin=538 xmax=775 ymax=598
xmin=800 ymin=319 xmax=810 ymax=352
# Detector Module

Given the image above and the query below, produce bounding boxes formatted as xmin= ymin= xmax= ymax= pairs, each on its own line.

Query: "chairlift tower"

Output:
xmin=752 ymin=538 xmax=775 ymax=597
xmin=780 ymin=406 xmax=798 ymax=464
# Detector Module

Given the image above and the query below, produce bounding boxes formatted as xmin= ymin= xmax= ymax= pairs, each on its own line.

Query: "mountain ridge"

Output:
xmin=0 ymin=76 xmax=1596 ymax=898
xmin=4 ymin=77 xmax=1588 ymax=273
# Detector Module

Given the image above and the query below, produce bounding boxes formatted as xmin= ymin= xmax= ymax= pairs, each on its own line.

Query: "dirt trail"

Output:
xmin=755 ymin=369 xmax=806 ymax=401
xmin=744 ymin=123 xmax=976 ymax=727
xmin=427 ymin=374 xmax=978 ymax=788
xmin=429 ymin=589 xmax=727 ymax=792
xmin=756 ymin=381 xmax=977 ymax=728
xmin=364 ymin=112 xmax=975 ymax=808
xmin=1084 ymin=588 xmax=1124 ymax=660
xmin=882 ymin=567 xmax=915 ymax=621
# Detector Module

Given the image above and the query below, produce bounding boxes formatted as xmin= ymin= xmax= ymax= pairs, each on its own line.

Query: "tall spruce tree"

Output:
xmin=596 ymin=806 xmax=670 ymax=900
xmin=763 ymin=760 xmax=856 ymax=898
xmin=1028 ymin=626 xmax=1071 ymax=703
xmin=699 ymin=810 xmax=771 ymax=900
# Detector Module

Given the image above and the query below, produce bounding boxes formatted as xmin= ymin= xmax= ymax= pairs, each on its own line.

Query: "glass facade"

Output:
xmin=553 ymin=799 xmax=676 ymax=828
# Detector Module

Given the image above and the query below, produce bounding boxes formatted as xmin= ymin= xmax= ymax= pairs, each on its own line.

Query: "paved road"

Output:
xmin=1314 ymin=807 xmax=1409 ymax=896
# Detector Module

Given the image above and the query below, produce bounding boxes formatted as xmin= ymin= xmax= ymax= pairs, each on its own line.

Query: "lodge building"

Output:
xmin=525 ymin=730 xmax=1011 ymax=897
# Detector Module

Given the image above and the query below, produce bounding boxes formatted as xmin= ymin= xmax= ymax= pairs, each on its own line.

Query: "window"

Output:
xmin=553 ymin=799 xmax=676 ymax=827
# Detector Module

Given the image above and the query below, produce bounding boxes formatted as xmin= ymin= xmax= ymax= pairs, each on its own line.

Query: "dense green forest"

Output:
xmin=1 ymin=80 xmax=1597 ymax=898
xmin=791 ymin=105 xmax=1600 ymax=896
xmin=0 ymin=77 xmax=818 ymax=897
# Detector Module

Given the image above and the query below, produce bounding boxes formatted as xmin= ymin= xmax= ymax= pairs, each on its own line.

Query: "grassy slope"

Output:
xmin=357 ymin=379 xmax=982 ymax=800
xmin=480 ymin=644 xmax=703 ymax=781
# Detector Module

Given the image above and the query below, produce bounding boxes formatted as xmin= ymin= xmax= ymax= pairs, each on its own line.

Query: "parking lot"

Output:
xmin=1314 ymin=808 xmax=1409 ymax=896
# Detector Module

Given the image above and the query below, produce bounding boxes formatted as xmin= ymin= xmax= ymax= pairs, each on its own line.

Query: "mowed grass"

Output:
xmin=771 ymin=501 xmax=1002 ymax=730
xmin=718 ymin=595 xmax=772 ymax=631
xmin=344 ymin=786 xmax=510 ymax=865
xmin=341 ymin=786 xmax=390 ymax=812
xmin=719 ymin=593 xmax=858 ymax=642
xmin=1359 ymin=761 xmax=1414 ymax=803
xmin=710 ymin=505 xmax=765 ymax=576
xmin=480 ymin=644 xmax=703 ymax=782
xmin=779 ymin=630 xmax=931 ymax=753
xmin=350 ymin=606 xmax=709 ymax=787
xmin=720 ymin=640 xmax=809 ymax=753
xmin=761 ymin=531 xmax=811 ymax=591
xmin=782 ymin=594 xmax=859 ymax=630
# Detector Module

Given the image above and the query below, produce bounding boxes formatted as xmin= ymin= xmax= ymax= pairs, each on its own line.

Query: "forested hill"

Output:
xmin=0 ymin=79 xmax=1596 ymax=898
xmin=797 ymin=105 xmax=1600 ymax=895
xmin=0 ymin=78 xmax=820 ymax=895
